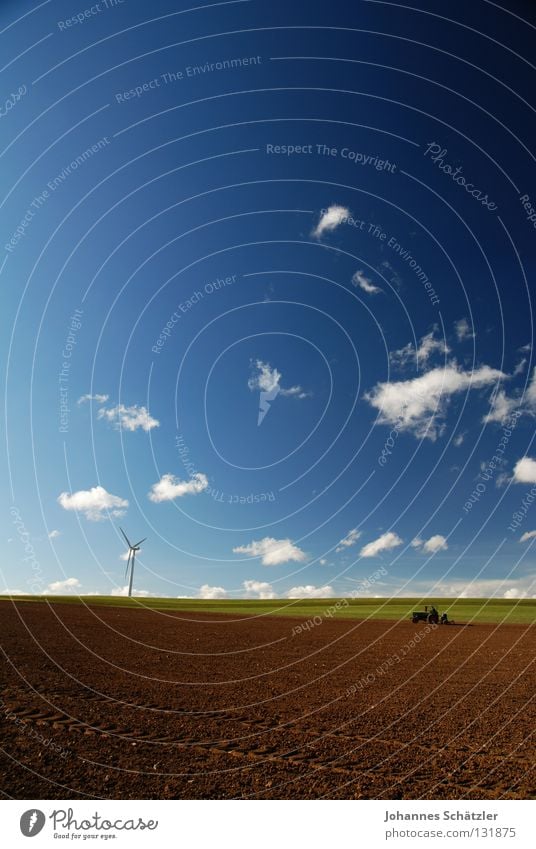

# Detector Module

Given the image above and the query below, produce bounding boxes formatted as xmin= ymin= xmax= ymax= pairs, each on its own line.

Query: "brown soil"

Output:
xmin=0 ymin=601 xmax=534 ymax=799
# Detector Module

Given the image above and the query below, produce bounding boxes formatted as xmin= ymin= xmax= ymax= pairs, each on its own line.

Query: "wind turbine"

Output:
xmin=120 ymin=528 xmax=146 ymax=598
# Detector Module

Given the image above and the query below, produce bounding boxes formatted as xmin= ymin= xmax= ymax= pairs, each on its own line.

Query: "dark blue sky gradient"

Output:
xmin=2 ymin=0 xmax=536 ymax=600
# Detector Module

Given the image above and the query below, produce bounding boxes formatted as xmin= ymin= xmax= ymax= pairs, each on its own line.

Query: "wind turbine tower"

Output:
xmin=120 ymin=528 xmax=147 ymax=598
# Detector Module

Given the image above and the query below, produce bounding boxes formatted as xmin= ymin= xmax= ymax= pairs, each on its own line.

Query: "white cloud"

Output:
xmin=483 ymin=366 xmax=536 ymax=426
xmin=513 ymin=457 xmax=536 ymax=484
xmin=352 ymin=270 xmax=382 ymax=295
xmin=48 ymin=529 xmax=61 ymax=539
xmin=360 ymin=531 xmax=403 ymax=558
xmin=495 ymin=472 xmax=510 ymax=488
xmin=365 ymin=363 xmax=505 ymax=440
xmin=243 ymin=579 xmax=276 ymax=599
xmin=513 ymin=358 xmax=527 ymax=377
xmin=98 ymin=404 xmax=159 ymax=432
xmin=120 ymin=548 xmax=143 ymax=561
xmin=525 ymin=367 xmax=536 ymax=409
xmin=319 ymin=558 xmax=327 ymax=565
xmin=148 ymin=472 xmax=208 ymax=502
xmin=58 ymin=485 xmax=128 ymax=521
xmin=454 ymin=318 xmax=474 ymax=341
xmin=417 ymin=332 xmax=450 ymax=364
xmin=279 ymin=386 xmax=310 ymax=399
xmin=453 ymin=433 xmax=465 ymax=446
xmin=388 ymin=342 xmax=416 ymax=369
xmin=46 ymin=577 xmax=81 ymax=593
xmin=311 ymin=205 xmax=350 ymax=239
xmin=401 ymin=576 xmax=536 ymax=599
xmin=286 ymin=584 xmax=334 ymax=598
xmin=111 ymin=586 xmax=160 ymax=598
xmin=248 ymin=360 xmax=307 ymax=399
xmin=233 ymin=536 xmax=307 ymax=566
xmin=423 ymin=534 xmax=448 ymax=554
xmin=335 ymin=527 xmax=362 ymax=552
xmin=389 ymin=330 xmax=449 ymax=370
xmin=411 ymin=534 xmax=448 ymax=553
xmin=502 ymin=588 xmax=528 ymax=599
xmin=199 ymin=584 xmax=227 ymax=599
xmin=482 ymin=388 xmax=518 ymax=424
xmin=381 ymin=260 xmax=401 ymax=286
xmin=78 ymin=393 xmax=109 ymax=405
xmin=520 ymin=531 xmax=536 ymax=543
xmin=248 ymin=360 xmax=281 ymax=393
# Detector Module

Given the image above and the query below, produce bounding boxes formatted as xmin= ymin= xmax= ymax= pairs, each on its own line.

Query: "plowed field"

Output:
xmin=0 ymin=602 xmax=534 ymax=799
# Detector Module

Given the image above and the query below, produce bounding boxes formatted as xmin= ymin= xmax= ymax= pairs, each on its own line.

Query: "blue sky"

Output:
xmin=2 ymin=0 xmax=536 ymax=601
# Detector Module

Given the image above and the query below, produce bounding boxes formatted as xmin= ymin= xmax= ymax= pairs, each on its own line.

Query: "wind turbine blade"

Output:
xmin=119 ymin=527 xmax=132 ymax=548
xmin=120 ymin=527 xmax=133 ymax=548
xmin=133 ymin=537 xmax=147 ymax=548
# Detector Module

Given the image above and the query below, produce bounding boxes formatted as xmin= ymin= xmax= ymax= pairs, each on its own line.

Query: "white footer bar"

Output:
xmin=2 ymin=799 xmax=534 ymax=848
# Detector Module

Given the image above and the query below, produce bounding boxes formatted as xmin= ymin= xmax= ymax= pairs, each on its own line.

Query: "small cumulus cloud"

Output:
xmin=58 ymin=486 xmax=128 ymax=521
xmin=408 ymin=576 xmax=536 ymax=599
xmin=311 ymin=205 xmax=350 ymax=239
xmin=248 ymin=360 xmax=309 ymax=400
xmin=286 ymin=584 xmax=334 ymax=598
xmin=120 ymin=548 xmax=143 ymax=561
xmin=454 ymin=318 xmax=475 ymax=342
xmin=148 ymin=472 xmax=208 ymax=502
xmin=98 ymin=404 xmax=159 ymax=432
xmin=280 ymin=386 xmax=310 ymax=399
xmin=412 ymin=534 xmax=448 ymax=554
xmin=365 ymin=363 xmax=505 ymax=441
xmin=77 ymin=393 xmax=109 ymax=405
xmin=381 ymin=260 xmax=401 ymax=286
xmin=389 ymin=329 xmax=449 ymax=370
xmin=335 ymin=528 xmax=361 ymax=552
xmin=248 ymin=360 xmax=281 ymax=393
xmin=525 ymin=368 xmax=536 ymax=409
xmin=352 ymin=270 xmax=382 ymax=295
xmin=199 ymin=584 xmax=227 ymax=600
xmin=513 ymin=358 xmax=527 ymax=377
xmin=243 ymin=579 xmax=276 ymax=599
xmin=512 ymin=457 xmax=536 ymax=484
xmin=520 ymin=530 xmax=536 ymax=543
xmin=233 ymin=537 xmax=307 ymax=566
xmin=360 ymin=531 xmax=403 ymax=558
xmin=46 ymin=577 xmax=81 ymax=593
xmin=483 ymin=366 xmax=536 ymax=426
xmin=48 ymin=529 xmax=61 ymax=539
xmin=111 ymin=586 xmax=161 ymax=598
xmin=482 ymin=388 xmax=518 ymax=425
xmin=502 ymin=588 xmax=529 ymax=599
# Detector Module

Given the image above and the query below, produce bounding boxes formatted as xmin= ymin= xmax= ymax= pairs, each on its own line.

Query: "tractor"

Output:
xmin=411 ymin=604 xmax=439 ymax=625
